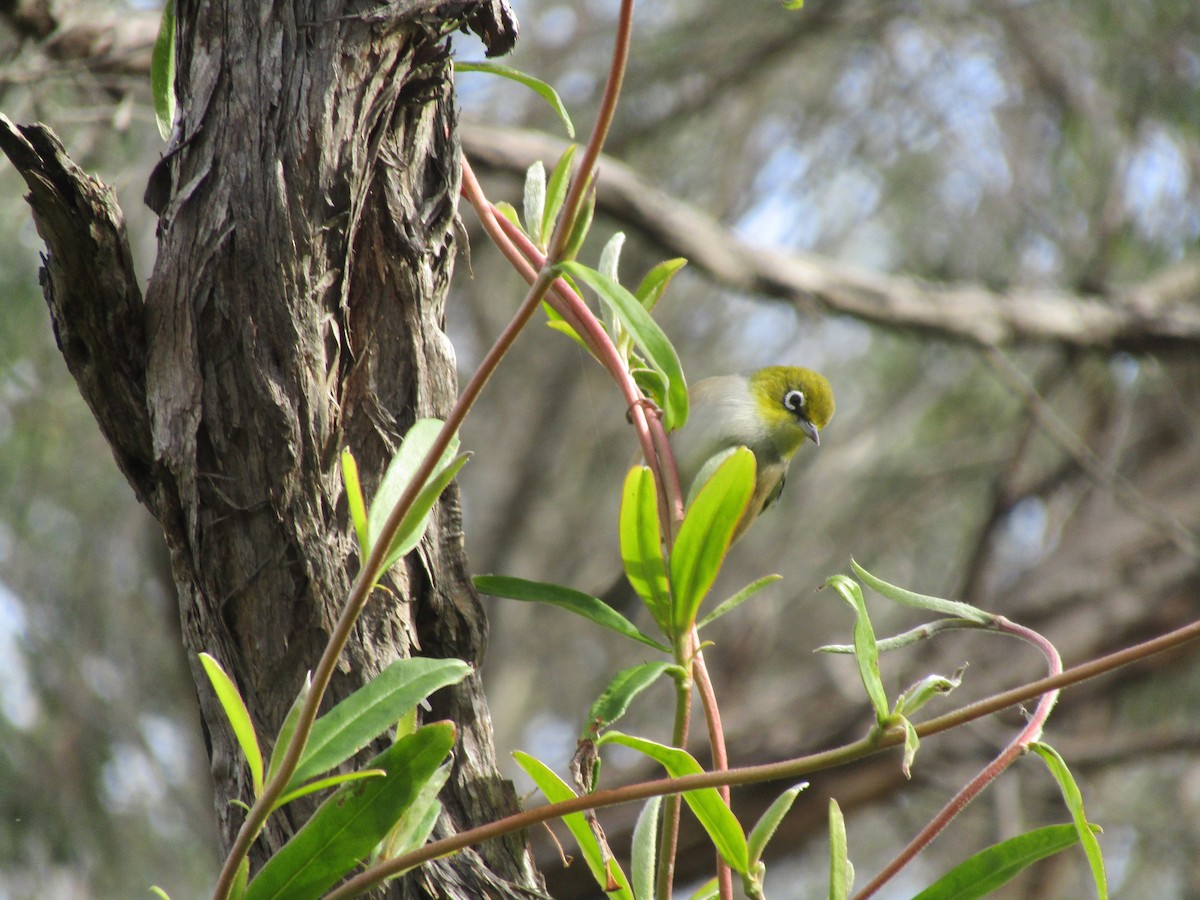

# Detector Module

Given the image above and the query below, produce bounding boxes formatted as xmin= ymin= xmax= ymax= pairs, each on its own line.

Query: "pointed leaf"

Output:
xmin=1030 ymin=743 xmax=1107 ymax=899
xmin=150 ymin=0 xmax=176 ymax=140
xmin=276 ymin=769 xmax=386 ymax=810
xmin=474 ymin=575 xmax=668 ymax=652
xmin=266 ymin=672 xmax=311 ymax=790
xmin=289 ymin=657 xmax=469 ymax=789
xmin=542 ymin=143 xmax=579 ymax=247
xmin=748 ymin=783 xmax=807 ymax=865
xmin=670 ymin=448 xmax=756 ymax=632
xmin=562 ymin=184 xmax=596 ymax=261
xmin=828 ymin=799 xmax=853 ymax=900
xmin=366 ymin=419 xmax=459 ymax=558
xmin=378 ymin=454 xmax=469 ymax=573
xmin=514 ymin=752 xmax=634 ymax=899
xmin=341 ymin=448 xmax=369 ymax=558
xmin=619 ymin=466 xmax=672 ymax=633
xmin=599 ymin=232 xmax=626 ymax=282
xmin=587 ymin=663 xmax=675 ymax=738
xmin=522 ymin=160 xmax=546 ymax=241
xmin=199 ymin=653 xmax=262 ymax=798
xmin=631 ymin=795 xmax=662 ymax=900
xmin=379 ymin=762 xmax=452 ymax=859
xmin=635 ymin=258 xmax=687 ymax=313
xmin=244 ymin=723 xmax=455 ymax=900
xmin=454 ymin=62 xmax=576 ymax=139
xmin=697 ymin=575 xmax=782 ymax=629
xmin=600 ymin=732 xmax=749 ymax=874
xmin=913 ymin=823 xmax=1098 ymax=900
xmin=824 ymin=575 xmax=889 ymax=722
xmin=559 ymin=262 xmax=688 ymax=429
xmin=852 ymin=560 xmax=992 ymax=624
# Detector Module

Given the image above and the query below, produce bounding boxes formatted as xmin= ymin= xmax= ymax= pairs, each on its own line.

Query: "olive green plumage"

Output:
xmin=671 ymin=365 xmax=834 ymax=542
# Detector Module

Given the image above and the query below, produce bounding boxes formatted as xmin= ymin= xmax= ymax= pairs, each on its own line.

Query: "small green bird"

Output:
xmin=671 ymin=365 xmax=834 ymax=542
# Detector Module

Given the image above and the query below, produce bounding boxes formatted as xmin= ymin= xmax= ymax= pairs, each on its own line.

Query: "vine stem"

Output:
xmin=856 ymin=617 xmax=1062 ymax=898
xmin=324 ymin=614 xmax=1200 ymax=899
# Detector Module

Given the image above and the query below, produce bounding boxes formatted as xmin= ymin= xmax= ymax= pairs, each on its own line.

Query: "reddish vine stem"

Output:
xmin=856 ymin=617 xmax=1063 ymax=898
xmin=325 ymin=615 xmax=1200 ymax=899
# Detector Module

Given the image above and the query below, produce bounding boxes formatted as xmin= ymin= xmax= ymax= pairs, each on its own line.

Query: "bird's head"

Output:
xmin=748 ymin=365 xmax=835 ymax=454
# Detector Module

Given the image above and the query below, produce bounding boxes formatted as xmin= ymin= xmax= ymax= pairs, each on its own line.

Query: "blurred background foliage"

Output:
xmin=1 ymin=0 xmax=1198 ymax=896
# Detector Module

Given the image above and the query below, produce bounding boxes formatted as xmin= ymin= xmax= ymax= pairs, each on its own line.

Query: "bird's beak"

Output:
xmin=801 ymin=418 xmax=820 ymax=446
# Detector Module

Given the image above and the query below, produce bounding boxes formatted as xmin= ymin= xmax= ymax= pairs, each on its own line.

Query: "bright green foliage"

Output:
xmin=827 ymin=799 xmax=853 ymax=900
xmin=669 ymin=447 xmax=755 ymax=633
xmin=586 ymin=663 xmax=676 ymax=738
xmin=599 ymin=732 xmax=749 ymax=875
xmin=542 ymin=144 xmax=578 ymax=247
xmin=341 ymin=448 xmax=368 ymax=558
xmin=514 ymin=752 xmax=634 ymax=899
xmin=851 ymin=559 xmax=992 ymax=624
xmin=265 ymin=673 xmax=311 ymax=790
xmin=243 ymin=722 xmax=456 ymax=900
xmin=630 ymin=796 xmax=661 ymax=900
xmin=454 ymin=61 xmax=575 ymax=138
xmin=365 ymin=419 xmax=468 ymax=575
xmin=559 ymin=262 xmax=689 ymax=429
xmin=619 ymin=466 xmax=672 ymax=630
xmin=913 ymin=823 xmax=1098 ymax=900
xmin=1031 ymin=743 xmax=1108 ymax=898
xmin=199 ymin=653 xmax=263 ymax=798
xmin=151 ymin=0 xmax=175 ymax=139
xmin=697 ymin=574 xmax=782 ymax=629
xmin=824 ymin=575 xmax=888 ymax=722
xmin=287 ymin=657 xmax=470 ymax=790
xmin=474 ymin=575 xmax=667 ymax=651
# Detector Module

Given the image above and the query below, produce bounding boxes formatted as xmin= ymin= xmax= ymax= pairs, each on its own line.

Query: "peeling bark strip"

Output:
xmin=2 ymin=2 xmax=540 ymax=896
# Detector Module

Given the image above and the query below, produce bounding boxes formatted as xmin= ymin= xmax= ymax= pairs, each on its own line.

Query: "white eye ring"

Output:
xmin=783 ymin=389 xmax=805 ymax=413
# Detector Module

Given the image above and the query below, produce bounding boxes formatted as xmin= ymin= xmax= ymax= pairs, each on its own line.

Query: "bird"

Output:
xmin=602 ymin=365 xmax=834 ymax=613
xmin=670 ymin=365 xmax=834 ymax=543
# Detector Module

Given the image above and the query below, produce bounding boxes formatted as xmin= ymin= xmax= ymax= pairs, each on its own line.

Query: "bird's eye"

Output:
xmin=783 ymin=389 xmax=805 ymax=413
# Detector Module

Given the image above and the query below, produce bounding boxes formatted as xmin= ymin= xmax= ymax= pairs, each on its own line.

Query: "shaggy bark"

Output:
xmin=0 ymin=2 xmax=541 ymax=896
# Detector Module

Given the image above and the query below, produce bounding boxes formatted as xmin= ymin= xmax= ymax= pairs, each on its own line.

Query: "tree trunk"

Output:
xmin=0 ymin=1 xmax=540 ymax=895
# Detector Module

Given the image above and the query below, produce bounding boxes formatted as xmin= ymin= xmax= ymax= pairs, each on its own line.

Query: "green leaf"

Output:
xmin=341 ymin=448 xmax=369 ymax=559
xmin=454 ymin=62 xmax=576 ymax=139
xmin=1030 ymin=743 xmax=1107 ymax=899
xmin=378 ymin=762 xmax=451 ymax=859
xmin=824 ymin=575 xmax=889 ymax=723
xmin=231 ymin=858 xmax=249 ymax=900
xmin=265 ymin=672 xmax=311 ymax=791
xmin=899 ymin=716 xmax=919 ymax=778
xmin=522 ymin=161 xmax=546 ymax=243
xmin=288 ymin=657 xmax=470 ymax=789
xmin=562 ymin=185 xmax=596 ymax=262
xmin=199 ymin=653 xmax=263 ymax=798
xmin=276 ymin=769 xmax=386 ymax=810
xmin=631 ymin=795 xmax=661 ymax=900
xmin=559 ymin=262 xmax=689 ymax=430
xmin=697 ymin=575 xmax=782 ymax=629
xmin=619 ymin=466 xmax=672 ymax=633
xmin=599 ymin=232 xmax=626 ymax=283
xmin=634 ymin=258 xmax=687 ymax=313
xmin=748 ymin=783 xmax=807 ymax=865
xmin=913 ymin=823 xmax=1098 ymax=900
xmin=244 ymin=723 xmax=455 ymax=900
xmin=783 ymin=0 xmax=805 ymax=9
xmin=494 ymin=201 xmax=522 ymax=229
xmin=851 ymin=560 xmax=992 ymax=624
xmin=149 ymin=888 xmax=172 ymax=900
xmin=688 ymin=879 xmax=719 ymax=900
xmin=367 ymin=420 xmax=468 ymax=575
xmin=542 ymin=144 xmax=579 ymax=247
xmin=474 ymin=575 xmax=668 ymax=652
xmin=893 ymin=668 xmax=964 ymax=719
xmin=828 ymin=799 xmax=853 ymax=900
xmin=514 ymin=752 xmax=634 ymax=899
xmin=600 ymin=732 xmax=749 ymax=874
xmin=587 ymin=663 xmax=674 ymax=738
xmin=670 ymin=448 xmax=756 ymax=632
xmin=151 ymin=0 xmax=175 ymax=140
